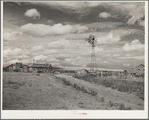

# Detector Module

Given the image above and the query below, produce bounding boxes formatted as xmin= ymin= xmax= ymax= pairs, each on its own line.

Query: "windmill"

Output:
xmin=85 ymin=35 xmax=97 ymax=72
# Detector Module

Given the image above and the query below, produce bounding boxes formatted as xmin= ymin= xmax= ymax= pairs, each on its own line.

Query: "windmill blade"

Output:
xmin=85 ymin=38 xmax=90 ymax=42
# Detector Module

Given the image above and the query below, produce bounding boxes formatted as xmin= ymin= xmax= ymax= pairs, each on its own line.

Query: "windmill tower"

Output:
xmin=33 ymin=59 xmax=36 ymax=64
xmin=85 ymin=35 xmax=97 ymax=72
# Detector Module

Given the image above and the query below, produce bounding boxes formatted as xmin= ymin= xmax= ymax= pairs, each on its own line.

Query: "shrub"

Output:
xmin=111 ymin=84 xmax=117 ymax=89
xmin=82 ymin=87 xmax=87 ymax=93
xmin=63 ymin=80 xmax=71 ymax=86
xmin=98 ymin=97 xmax=105 ymax=102
xmin=118 ymin=85 xmax=122 ymax=91
xmin=91 ymin=90 xmax=97 ymax=96
xmin=114 ymin=103 xmax=118 ymax=107
xmin=73 ymin=83 xmax=77 ymax=88
xmin=125 ymin=106 xmax=132 ymax=110
xmin=18 ymin=81 xmax=25 ymax=86
xmin=11 ymin=84 xmax=19 ymax=89
xmin=118 ymin=103 xmax=125 ymax=110
xmin=76 ymin=86 xmax=81 ymax=90
xmin=108 ymin=101 xmax=114 ymax=107
xmin=36 ymin=73 xmax=40 ymax=76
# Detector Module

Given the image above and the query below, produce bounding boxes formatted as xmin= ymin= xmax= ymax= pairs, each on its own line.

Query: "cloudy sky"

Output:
xmin=3 ymin=2 xmax=145 ymax=69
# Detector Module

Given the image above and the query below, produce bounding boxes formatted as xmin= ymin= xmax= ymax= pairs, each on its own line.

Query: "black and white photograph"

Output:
xmin=1 ymin=1 xmax=148 ymax=119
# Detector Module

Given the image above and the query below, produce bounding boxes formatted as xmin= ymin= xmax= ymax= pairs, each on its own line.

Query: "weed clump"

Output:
xmin=118 ymin=103 xmax=125 ymax=110
xmin=108 ymin=101 xmax=114 ymax=107
xmin=91 ymin=90 xmax=97 ymax=96
xmin=63 ymin=80 xmax=71 ymax=86
xmin=98 ymin=97 xmax=105 ymax=102
xmin=36 ymin=73 xmax=40 ymax=76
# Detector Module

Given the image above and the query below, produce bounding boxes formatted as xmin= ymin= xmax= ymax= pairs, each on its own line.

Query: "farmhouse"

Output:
xmin=29 ymin=63 xmax=52 ymax=73
xmin=136 ymin=64 xmax=144 ymax=76
xmin=8 ymin=64 xmax=13 ymax=72
xmin=20 ymin=65 xmax=29 ymax=73
xmin=3 ymin=63 xmax=29 ymax=72
xmin=3 ymin=66 xmax=9 ymax=72
xmin=128 ymin=64 xmax=144 ymax=78
xmin=5 ymin=62 xmax=23 ymax=72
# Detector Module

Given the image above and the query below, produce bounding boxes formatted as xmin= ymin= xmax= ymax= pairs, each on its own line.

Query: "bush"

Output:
xmin=36 ymin=73 xmax=40 ymax=76
xmin=63 ymin=80 xmax=71 ymax=86
xmin=118 ymin=85 xmax=122 ymax=91
xmin=73 ymin=83 xmax=77 ymax=88
xmin=125 ymin=106 xmax=132 ymax=110
xmin=91 ymin=90 xmax=97 ymax=96
xmin=111 ymin=84 xmax=117 ymax=89
xmin=18 ymin=81 xmax=25 ymax=86
xmin=82 ymin=87 xmax=87 ymax=93
xmin=118 ymin=103 xmax=125 ymax=110
xmin=11 ymin=84 xmax=19 ymax=89
xmin=98 ymin=97 xmax=105 ymax=102
xmin=76 ymin=86 xmax=81 ymax=90
xmin=108 ymin=101 xmax=114 ymax=107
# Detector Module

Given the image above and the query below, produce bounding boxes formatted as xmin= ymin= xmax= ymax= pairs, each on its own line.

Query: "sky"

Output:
xmin=2 ymin=2 xmax=145 ymax=69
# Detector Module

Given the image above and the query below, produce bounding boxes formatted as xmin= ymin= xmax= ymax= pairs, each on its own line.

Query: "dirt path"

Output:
xmin=3 ymin=73 xmax=144 ymax=110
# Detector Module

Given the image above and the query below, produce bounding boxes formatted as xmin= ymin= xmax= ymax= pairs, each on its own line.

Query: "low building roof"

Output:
xmin=30 ymin=63 xmax=52 ymax=68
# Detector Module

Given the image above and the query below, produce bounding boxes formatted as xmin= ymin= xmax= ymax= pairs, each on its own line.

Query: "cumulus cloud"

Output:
xmin=99 ymin=12 xmax=111 ymax=18
xmin=12 ymin=48 xmax=23 ymax=55
xmin=48 ymin=39 xmax=88 ymax=48
xmin=3 ymin=32 xmax=17 ymax=40
xmin=3 ymin=48 xmax=23 ymax=56
xmin=4 ymin=58 xmax=31 ymax=65
xmin=123 ymin=63 xmax=130 ymax=66
xmin=44 ymin=49 xmax=59 ymax=54
xmin=96 ymin=32 xmax=120 ymax=44
xmin=30 ymin=2 xmax=144 ymax=25
xmin=132 ymin=56 xmax=144 ymax=60
xmin=111 ymin=29 xmax=137 ymax=37
xmin=123 ymin=39 xmax=144 ymax=51
xmin=15 ymin=55 xmax=30 ymax=59
xmin=48 ymin=39 xmax=103 ymax=56
xmin=64 ymin=57 xmax=88 ymax=66
xmin=3 ymin=48 xmax=12 ymax=55
xmin=47 ymin=57 xmax=59 ymax=62
xmin=21 ymin=23 xmax=88 ymax=36
xmin=34 ymin=55 xmax=48 ymax=61
xmin=101 ymin=2 xmax=145 ymax=25
xmin=126 ymin=4 xmax=144 ymax=25
xmin=120 ymin=56 xmax=144 ymax=60
xmin=6 ymin=59 xmax=20 ymax=64
xmin=3 ymin=30 xmax=23 ymax=41
xmin=3 ymin=48 xmax=30 ymax=64
xmin=113 ymin=54 xmax=120 ymax=57
xmin=31 ymin=45 xmax=44 ymax=52
xmin=30 ymin=2 xmax=102 ymax=12
xmin=126 ymin=54 xmax=131 ymax=57
xmin=24 ymin=8 xmax=40 ymax=19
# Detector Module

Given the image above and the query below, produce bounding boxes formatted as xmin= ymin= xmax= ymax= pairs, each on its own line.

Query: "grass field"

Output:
xmin=3 ymin=72 xmax=144 ymax=110
xmin=73 ymin=74 xmax=144 ymax=100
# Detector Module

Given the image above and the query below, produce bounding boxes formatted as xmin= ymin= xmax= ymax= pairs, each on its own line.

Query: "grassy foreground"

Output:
xmin=3 ymin=72 xmax=144 ymax=110
xmin=56 ymin=74 xmax=144 ymax=110
xmin=73 ymin=74 xmax=144 ymax=100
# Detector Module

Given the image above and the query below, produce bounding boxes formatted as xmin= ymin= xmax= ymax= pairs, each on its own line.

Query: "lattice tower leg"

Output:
xmin=91 ymin=47 xmax=97 ymax=72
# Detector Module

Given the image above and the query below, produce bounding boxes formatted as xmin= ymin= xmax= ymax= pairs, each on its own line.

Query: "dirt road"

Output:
xmin=3 ymin=72 xmax=144 ymax=110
